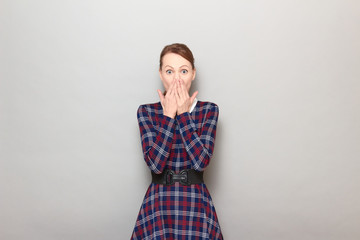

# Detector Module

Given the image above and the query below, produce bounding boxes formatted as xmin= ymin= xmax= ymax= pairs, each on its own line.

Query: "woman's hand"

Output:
xmin=175 ymin=79 xmax=198 ymax=115
xmin=157 ymin=80 xmax=177 ymax=119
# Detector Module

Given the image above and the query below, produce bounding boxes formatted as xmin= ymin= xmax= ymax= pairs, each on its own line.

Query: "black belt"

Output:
xmin=151 ymin=169 xmax=204 ymax=186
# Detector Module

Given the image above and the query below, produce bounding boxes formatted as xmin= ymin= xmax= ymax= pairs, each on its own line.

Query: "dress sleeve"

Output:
xmin=176 ymin=103 xmax=219 ymax=171
xmin=137 ymin=105 xmax=176 ymax=174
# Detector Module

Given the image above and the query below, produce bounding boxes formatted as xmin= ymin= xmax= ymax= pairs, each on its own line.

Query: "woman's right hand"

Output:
xmin=157 ymin=80 xmax=177 ymax=119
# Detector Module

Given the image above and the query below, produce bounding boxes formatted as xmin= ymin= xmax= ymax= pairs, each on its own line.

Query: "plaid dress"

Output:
xmin=131 ymin=100 xmax=223 ymax=240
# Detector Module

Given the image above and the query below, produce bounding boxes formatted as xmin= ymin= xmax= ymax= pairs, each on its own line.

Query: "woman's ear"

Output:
xmin=192 ymin=68 xmax=196 ymax=81
xmin=159 ymin=69 xmax=163 ymax=81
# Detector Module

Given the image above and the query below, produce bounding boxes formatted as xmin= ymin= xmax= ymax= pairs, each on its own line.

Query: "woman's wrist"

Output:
xmin=177 ymin=105 xmax=190 ymax=115
xmin=177 ymin=110 xmax=187 ymax=115
xmin=163 ymin=111 xmax=175 ymax=119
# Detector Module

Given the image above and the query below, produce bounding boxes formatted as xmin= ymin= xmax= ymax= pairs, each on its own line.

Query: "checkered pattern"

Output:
xmin=131 ymin=101 xmax=223 ymax=240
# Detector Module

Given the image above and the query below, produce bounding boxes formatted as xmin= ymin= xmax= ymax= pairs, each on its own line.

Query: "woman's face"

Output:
xmin=159 ymin=53 xmax=196 ymax=92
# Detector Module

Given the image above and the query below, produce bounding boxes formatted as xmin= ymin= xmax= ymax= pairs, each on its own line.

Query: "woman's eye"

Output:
xmin=166 ymin=70 xmax=172 ymax=74
xmin=181 ymin=69 xmax=188 ymax=74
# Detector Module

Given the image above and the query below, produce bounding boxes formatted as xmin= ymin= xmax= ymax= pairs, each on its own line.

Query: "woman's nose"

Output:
xmin=174 ymin=72 xmax=180 ymax=80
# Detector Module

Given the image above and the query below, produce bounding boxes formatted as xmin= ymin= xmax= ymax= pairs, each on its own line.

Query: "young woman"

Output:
xmin=131 ymin=43 xmax=223 ymax=239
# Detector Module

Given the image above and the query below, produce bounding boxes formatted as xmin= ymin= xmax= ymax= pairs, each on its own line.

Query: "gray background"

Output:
xmin=1 ymin=0 xmax=360 ymax=239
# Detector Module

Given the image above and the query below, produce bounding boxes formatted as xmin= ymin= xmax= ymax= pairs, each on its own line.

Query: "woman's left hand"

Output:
xmin=175 ymin=79 xmax=198 ymax=115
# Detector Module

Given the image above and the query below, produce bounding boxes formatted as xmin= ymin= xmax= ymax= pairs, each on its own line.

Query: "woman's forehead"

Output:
xmin=162 ymin=53 xmax=191 ymax=68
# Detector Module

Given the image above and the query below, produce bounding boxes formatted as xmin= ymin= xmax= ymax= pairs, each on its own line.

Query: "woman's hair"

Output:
xmin=159 ymin=43 xmax=195 ymax=70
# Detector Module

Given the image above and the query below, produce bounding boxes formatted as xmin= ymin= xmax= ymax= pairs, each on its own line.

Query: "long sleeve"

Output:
xmin=137 ymin=105 xmax=176 ymax=173
xmin=176 ymin=103 xmax=219 ymax=171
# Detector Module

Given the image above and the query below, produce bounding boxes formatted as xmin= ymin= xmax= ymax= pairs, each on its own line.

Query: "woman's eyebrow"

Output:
xmin=164 ymin=65 xmax=190 ymax=69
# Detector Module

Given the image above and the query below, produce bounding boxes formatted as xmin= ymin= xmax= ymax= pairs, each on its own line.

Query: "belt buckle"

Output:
xmin=177 ymin=169 xmax=190 ymax=186
xmin=179 ymin=169 xmax=190 ymax=186
xmin=165 ymin=169 xmax=190 ymax=186
xmin=165 ymin=170 xmax=175 ymax=185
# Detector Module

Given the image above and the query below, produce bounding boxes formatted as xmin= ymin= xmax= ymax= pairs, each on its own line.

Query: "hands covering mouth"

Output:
xmin=157 ymin=79 xmax=198 ymax=119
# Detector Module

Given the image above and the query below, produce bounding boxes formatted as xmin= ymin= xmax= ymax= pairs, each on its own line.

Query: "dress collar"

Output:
xmin=189 ymin=98 xmax=198 ymax=113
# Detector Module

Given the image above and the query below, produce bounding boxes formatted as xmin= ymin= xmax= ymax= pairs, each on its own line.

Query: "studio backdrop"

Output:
xmin=1 ymin=0 xmax=360 ymax=239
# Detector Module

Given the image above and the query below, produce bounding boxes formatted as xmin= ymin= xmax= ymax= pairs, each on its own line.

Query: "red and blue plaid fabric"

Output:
xmin=131 ymin=101 xmax=223 ymax=240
